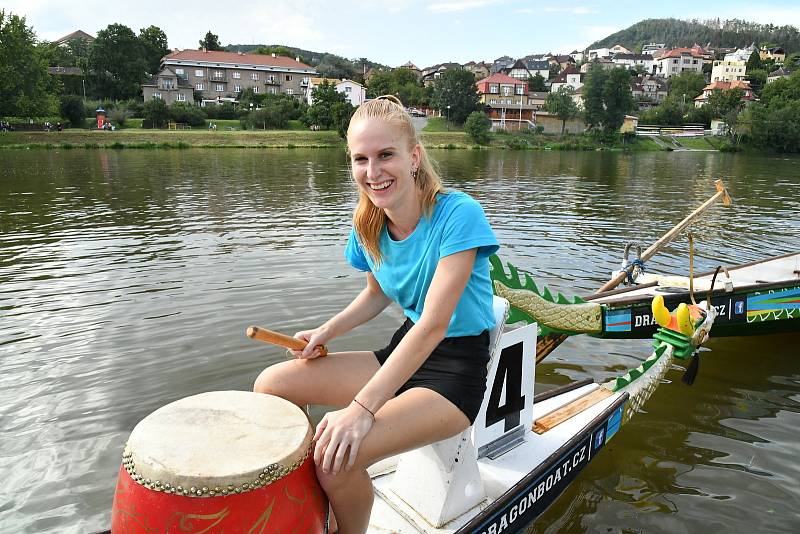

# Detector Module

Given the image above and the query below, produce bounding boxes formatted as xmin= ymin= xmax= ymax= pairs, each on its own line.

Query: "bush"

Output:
xmin=59 ymin=96 xmax=86 ymax=128
xmin=205 ymin=102 xmax=239 ymax=120
xmin=464 ymin=111 xmax=491 ymax=145
xmin=169 ymin=102 xmax=207 ymax=127
xmin=108 ymin=108 xmax=132 ymax=127
xmin=142 ymin=98 xmax=169 ymax=128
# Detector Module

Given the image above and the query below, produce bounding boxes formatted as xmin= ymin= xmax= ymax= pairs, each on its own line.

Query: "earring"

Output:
xmin=411 ymin=168 xmax=418 ymax=181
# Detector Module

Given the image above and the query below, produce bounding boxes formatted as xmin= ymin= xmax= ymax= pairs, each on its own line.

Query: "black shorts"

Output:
xmin=373 ymin=318 xmax=490 ymax=424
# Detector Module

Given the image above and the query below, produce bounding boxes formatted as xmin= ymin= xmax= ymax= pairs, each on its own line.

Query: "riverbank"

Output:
xmin=0 ymin=128 xmax=700 ymax=152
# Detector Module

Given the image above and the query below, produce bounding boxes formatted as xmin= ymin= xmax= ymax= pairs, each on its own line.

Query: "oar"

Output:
xmin=246 ymin=326 xmax=328 ymax=357
xmin=535 ymin=179 xmax=732 ymax=363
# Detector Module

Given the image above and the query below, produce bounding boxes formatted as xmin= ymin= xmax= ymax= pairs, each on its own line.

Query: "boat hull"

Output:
xmin=600 ymin=281 xmax=800 ymax=339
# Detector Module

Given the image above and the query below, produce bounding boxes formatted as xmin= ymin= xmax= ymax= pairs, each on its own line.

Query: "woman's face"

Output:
xmin=348 ymin=118 xmax=421 ymax=213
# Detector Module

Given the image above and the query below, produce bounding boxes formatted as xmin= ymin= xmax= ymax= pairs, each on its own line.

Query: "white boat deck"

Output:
xmin=367 ymin=383 xmax=623 ymax=532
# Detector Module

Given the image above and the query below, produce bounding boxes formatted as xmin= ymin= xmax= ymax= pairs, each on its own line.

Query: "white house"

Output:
xmin=307 ymin=78 xmax=366 ymax=107
xmin=612 ymin=53 xmax=656 ymax=73
xmin=550 ymin=66 xmax=583 ymax=92
xmin=711 ymin=60 xmax=747 ymax=82
xmin=724 ymin=44 xmax=757 ymax=62
xmin=654 ymin=48 xmax=704 ymax=78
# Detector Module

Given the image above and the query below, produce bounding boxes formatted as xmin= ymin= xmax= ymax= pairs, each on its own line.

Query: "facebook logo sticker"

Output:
xmin=735 ymin=301 xmax=744 ymax=314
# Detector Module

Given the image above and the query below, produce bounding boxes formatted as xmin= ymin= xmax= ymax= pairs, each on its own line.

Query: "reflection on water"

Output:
xmin=1 ymin=149 xmax=799 ymax=532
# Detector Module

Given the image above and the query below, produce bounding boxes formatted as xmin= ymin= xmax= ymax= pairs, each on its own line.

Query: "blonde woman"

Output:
xmin=254 ymin=96 xmax=498 ymax=533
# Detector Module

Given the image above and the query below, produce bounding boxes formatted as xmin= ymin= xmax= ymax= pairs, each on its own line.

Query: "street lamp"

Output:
xmin=446 ymin=104 xmax=451 ymax=131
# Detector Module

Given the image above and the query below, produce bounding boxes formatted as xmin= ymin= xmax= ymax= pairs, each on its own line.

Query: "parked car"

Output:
xmin=408 ymin=108 xmax=426 ymax=117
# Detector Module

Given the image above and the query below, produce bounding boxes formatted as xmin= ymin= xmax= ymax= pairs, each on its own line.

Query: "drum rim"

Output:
xmin=120 ymin=391 xmax=313 ymax=498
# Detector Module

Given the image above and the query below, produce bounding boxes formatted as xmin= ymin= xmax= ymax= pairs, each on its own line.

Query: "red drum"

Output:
xmin=111 ymin=391 xmax=327 ymax=533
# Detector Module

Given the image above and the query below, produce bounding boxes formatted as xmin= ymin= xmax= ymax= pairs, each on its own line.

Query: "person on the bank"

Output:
xmin=254 ymin=96 xmax=498 ymax=533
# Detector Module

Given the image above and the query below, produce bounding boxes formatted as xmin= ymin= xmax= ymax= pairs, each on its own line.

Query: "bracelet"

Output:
xmin=352 ymin=398 xmax=375 ymax=420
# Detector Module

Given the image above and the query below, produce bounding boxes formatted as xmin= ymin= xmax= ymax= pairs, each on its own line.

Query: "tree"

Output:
xmin=707 ymin=88 xmax=745 ymax=140
xmin=169 ymin=102 xmax=206 ymax=126
xmin=582 ymin=64 xmax=606 ymax=130
xmin=527 ymin=73 xmax=546 ymax=92
xmin=0 ymin=10 xmax=59 ymax=117
xmin=199 ymin=31 xmax=223 ymax=51
xmin=431 ymin=69 xmax=480 ymax=125
xmin=89 ymin=23 xmax=148 ymax=100
xmin=464 ymin=111 xmax=492 ymax=144
xmin=306 ymin=81 xmax=354 ymax=135
xmin=667 ymin=71 xmax=706 ymax=103
xmin=139 ymin=26 xmax=169 ymax=76
xmin=59 ymin=95 xmax=86 ymax=127
xmin=746 ymin=50 xmax=764 ymax=72
xmin=544 ymin=86 xmax=578 ymax=136
xmin=244 ymin=93 xmax=303 ymax=129
xmin=142 ymin=98 xmax=169 ymax=128
xmin=602 ymin=68 xmax=635 ymax=133
xmin=746 ymin=68 xmax=768 ymax=96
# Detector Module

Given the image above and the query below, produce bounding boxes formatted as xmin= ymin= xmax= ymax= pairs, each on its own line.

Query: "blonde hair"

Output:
xmin=348 ymin=95 xmax=444 ymax=264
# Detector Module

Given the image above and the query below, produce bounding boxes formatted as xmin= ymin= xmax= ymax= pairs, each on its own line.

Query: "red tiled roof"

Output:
xmin=658 ymin=48 xmax=706 ymax=59
xmin=163 ymin=49 xmax=312 ymax=69
xmin=476 ymin=73 xmax=524 ymax=85
xmin=702 ymin=80 xmax=752 ymax=91
xmin=54 ymin=30 xmax=94 ymax=45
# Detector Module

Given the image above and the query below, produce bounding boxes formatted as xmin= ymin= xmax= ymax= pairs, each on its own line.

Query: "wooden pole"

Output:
xmin=246 ymin=326 xmax=328 ymax=357
xmin=535 ymin=179 xmax=732 ymax=363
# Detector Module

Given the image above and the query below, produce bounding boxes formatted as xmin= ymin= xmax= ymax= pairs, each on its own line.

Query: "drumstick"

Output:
xmin=245 ymin=326 xmax=328 ymax=357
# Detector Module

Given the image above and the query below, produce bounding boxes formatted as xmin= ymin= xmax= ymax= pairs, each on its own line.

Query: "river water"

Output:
xmin=1 ymin=148 xmax=799 ymax=533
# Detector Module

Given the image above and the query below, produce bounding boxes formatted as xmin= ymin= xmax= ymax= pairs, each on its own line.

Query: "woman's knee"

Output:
xmin=252 ymin=360 xmax=305 ymax=397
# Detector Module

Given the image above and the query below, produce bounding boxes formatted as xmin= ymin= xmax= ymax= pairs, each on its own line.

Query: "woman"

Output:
xmin=254 ymin=96 xmax=498 ymax=533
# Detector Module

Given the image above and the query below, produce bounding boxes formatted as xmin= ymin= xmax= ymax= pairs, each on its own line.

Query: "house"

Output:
xmin=767 ymin=67 xmax=793 ymax=83
xmin=504 ymin=59 xmax=534 ymax=81
xmin=724 ymin=44 xmax=757 ymax=62
xmin=760 ymin=47 xmax=786 ymax=63
xmin=641 ymin=43 xmax=666 ymax=56
xmin=550 ymin=66 xmax=583 ymax=92
xmin=464 ymin=61 xmax=491 ymax=81
xmin=612 ymin=53 xmax=656 ymax=73
xmin=151 ymin=49 xmax=317 ymax=105
xmin=629 ymin=75 xmax=667 ymax=108
xmin=693 ymin=80 xmax=755 ymax=108
xmin=570 ymin=50 xmax=585 ymax=63
xmin=654 ymin=48 xmax=704 ymax=78
xmin=142 ymin=67 xmax=195 ymax=105
xmin=420 ymin=63 xmax=461 ymax=87
xmin=398 ymin=61 xmax=422 ymax=79
xmin=307 ymin=78 xmax=366 ymax=106
xmin=491 ymin=56 xmax=515 ymax=74
xmin=548 ymin=54 xmax=576 ymax=70
xmin=711 ymin=60 xmax=747 ymax=82
xmin=580 ymin=58 xmax=615 ymax=73
xmin=476 ymin=73 xmax=537 ymax=130
xmin=522 ymin=59 xmax=550 ymax=79
xmin=53 ymin=30 xmax=94 ymax=46
xmin=527 ymin=91 xmax=547 ymax=110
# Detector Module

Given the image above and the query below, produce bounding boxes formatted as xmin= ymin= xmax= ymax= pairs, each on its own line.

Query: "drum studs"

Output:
xmin=222 ymin=489 xmax=229 ymax=496
xmin=176 ymin=485 xmax=183 ymax=493
xmin=214 ymin=487 xmax=221 ymax=493
xmin=190 ymin=486 xmax=196 ymax=493
xmin=228 ymin=485 xmax=235 ymax=492
xmin=195 ymin=490 xmax=203 ymax=496
xmin=202 ymin=487 xmax=208 ymax=494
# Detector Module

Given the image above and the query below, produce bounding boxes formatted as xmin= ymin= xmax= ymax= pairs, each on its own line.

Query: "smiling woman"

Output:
xmin=253 ymin=95 xmax=499 ymax=532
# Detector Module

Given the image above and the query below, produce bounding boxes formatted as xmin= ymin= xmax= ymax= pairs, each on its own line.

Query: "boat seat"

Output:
xmin=382 ymin=296 xmax=510 ymax=527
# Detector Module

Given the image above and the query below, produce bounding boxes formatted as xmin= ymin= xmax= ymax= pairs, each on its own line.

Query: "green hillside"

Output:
xmin=588 ymin=18 xmax=800 ymax=54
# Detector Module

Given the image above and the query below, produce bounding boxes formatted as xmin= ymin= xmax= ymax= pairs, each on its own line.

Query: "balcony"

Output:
xmin=265 ymin=78 xmax=280 ymax=85
xmin=209 ymin=74 xmax=227 ymax=82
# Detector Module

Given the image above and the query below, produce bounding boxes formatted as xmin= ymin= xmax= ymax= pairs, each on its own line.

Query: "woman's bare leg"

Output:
xmin=315 ymin=387 xmax=470 ymax=534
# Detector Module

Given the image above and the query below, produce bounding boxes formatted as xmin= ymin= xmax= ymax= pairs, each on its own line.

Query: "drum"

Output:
xmin=111 ymin=391 xmax=327 ymax=533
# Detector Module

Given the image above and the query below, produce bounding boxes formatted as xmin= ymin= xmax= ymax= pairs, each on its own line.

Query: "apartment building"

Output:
xmin=143 ymin=49 xmax=317 ymax=105
xmin=711 ymin=60 xmax=747 ymax=83
xmin=654 ymin=48 xmax=704 ymax=78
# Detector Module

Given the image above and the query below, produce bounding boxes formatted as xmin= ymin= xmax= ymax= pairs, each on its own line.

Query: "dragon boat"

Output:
xmin=491 ymin=252 xmax=800 ymax=342
xmin=104 ymin=296 xmax=716 ymax=534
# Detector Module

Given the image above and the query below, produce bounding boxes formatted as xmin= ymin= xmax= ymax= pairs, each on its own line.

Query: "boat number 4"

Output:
xmin=474 ymin=324 xmax=537 ymax=451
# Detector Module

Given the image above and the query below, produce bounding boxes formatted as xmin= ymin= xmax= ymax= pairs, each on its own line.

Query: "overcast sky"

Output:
xmin=8 ymin=0 xmax=799 ymax=67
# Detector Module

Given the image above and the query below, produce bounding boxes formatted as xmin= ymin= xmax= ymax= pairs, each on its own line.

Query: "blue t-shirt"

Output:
xmin=344 ymin=191 xmax=499 ymax=337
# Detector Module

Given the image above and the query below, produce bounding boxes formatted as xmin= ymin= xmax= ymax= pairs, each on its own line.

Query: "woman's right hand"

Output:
xmin=291 ymin=325 xmax=332 ymax=359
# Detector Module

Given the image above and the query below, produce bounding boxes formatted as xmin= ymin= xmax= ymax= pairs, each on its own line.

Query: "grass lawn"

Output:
xmin=675 ymin=136 xmax=719 ymax=150
xmin=423 ymin=117 xmax=463 ymax=133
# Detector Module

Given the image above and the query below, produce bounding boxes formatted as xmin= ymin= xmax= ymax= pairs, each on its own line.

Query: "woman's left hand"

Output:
xmin=313 ymin=402 xmax=374 ymax=474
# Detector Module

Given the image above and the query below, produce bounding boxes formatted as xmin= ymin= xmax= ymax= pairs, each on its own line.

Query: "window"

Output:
xmin=489 ymin=99 xmax=497 ymax=104
xmin=489 ymin=84 xmax=498 ymax=93
xmin=285 ymin=75 xmax=293 ymax=81
xmin=253 ymin=86 xmax=259 ymax=93
xmin=515 ymin=85 xmax=524 ymax=95
xmin=195 ymin=69 xmax=204 ymax=77
xmin=268 ymin=87 xmax=277 ymax=94
xmin=213 ymin=70 xmax=223 ymax=78
xmin=153 ymin=92 xmax=161 ymax=99
xmin=503 ymin=86 xmax=511 ymax=96
xmin=251 ymin=72 xmax=259 ymax=80
xmin=232 ymin=71 xmax=241 ymax=79
xmin=195 ymin=83 xmax=204 ymax=90
xmin=345 ymin=86 xmax=351 ymax=93
xmin=302 ymin=77 xmax=309 ymax=84
xmin=234 ymin=85 xmax=241 ymax=93
xmin=287 ymin=88 xmax=293 ymax=95
xmin=177 ymin=93 xmax=186 ymax=102
xmin=215 ymin=84 xmax=224 ymax=92
xmin=175 ymin=68 xmax=184 ymax=75
xmin=268 ymin=75 xmax=275 ymax=83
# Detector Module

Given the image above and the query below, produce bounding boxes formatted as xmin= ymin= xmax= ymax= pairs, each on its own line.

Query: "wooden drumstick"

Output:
xmin=245 ymin=326 xmax=328 ymax=357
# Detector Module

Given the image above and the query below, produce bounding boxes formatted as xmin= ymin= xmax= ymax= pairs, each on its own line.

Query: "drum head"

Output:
xmin=125 ymin=391 xmax=311 ymax=492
